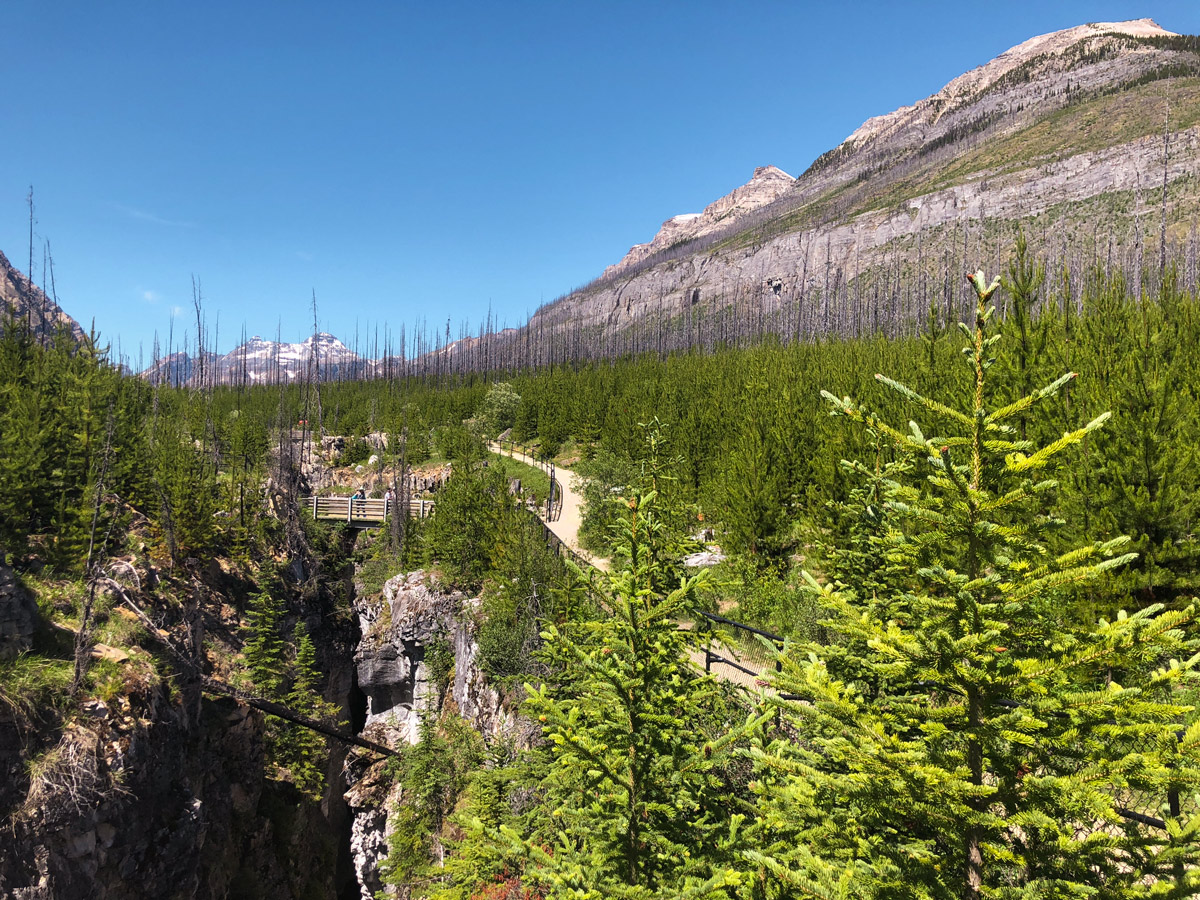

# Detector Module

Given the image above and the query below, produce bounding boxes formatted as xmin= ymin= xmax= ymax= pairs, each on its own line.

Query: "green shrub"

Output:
xmin=337 ymin=438 xmax=371 ymax=467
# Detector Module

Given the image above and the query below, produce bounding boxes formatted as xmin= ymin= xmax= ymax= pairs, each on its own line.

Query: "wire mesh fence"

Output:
xmin=694 ymin=611 xmax=782 ymax=690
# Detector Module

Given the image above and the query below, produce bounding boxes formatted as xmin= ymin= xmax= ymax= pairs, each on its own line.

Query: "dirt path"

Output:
xmin=489 ymin=444 xmax=609 ymax=571
xmin=490 ymin=445 xmax=770 ymax=692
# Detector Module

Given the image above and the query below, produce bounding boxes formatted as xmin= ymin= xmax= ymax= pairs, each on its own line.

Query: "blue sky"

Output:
xmin=4 ymin=1 xmax=1200 ymax=364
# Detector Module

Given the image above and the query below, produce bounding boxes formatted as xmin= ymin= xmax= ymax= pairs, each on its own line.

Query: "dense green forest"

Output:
xmin=4 ymin=246 xmax=1200 ymax=897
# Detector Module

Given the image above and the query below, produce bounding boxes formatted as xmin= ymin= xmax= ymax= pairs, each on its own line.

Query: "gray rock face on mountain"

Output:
xmin=351 ymin=569 xmax=516 ymax=743
xmin=534 ymin=125 xmax=1200 ymax=335
xmin=353 ymin=570 xmax=455 ymax=742
xmin=842 ymin=20 xmax=1173 ymax=153
xmin=0 ymin=249 xmax=85 ymax=344
xmin=603 ymin=165 xmax=796 ymax=278
xmin=529 ymin=19 xmax=1200 ymax=341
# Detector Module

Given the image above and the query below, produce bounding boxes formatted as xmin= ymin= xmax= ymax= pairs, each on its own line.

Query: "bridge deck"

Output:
xmin=300 ymin=496 xmax=435 ymax=526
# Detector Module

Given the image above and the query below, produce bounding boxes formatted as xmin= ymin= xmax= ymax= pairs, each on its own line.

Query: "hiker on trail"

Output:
xmin=351 ymin=488 xmax=364 ymax=501
xmin=383 ymin=487 xmax=395 ymax=510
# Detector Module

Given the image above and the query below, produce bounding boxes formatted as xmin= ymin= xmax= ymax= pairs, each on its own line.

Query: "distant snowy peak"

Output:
xmin=306 ymin=331 xmax=344 ymax=344
xmin=140 ymin=332 xmax=367 ymax=386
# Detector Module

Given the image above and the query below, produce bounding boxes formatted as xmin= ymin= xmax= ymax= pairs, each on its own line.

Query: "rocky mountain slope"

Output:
xmin=527 ymin=19 xmax=1200 ymax=344
xmin=601 ymin=164 xmax=796 ymax=279
xmin=0 ymin=249 xmax=85 ymax=343
xmin=18 ymin=20 xmax=1200 ymax=378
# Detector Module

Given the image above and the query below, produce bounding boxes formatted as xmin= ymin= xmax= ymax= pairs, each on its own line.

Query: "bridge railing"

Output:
xmin=533 ymin=515 xmax=590 ymax=570
xmin=299 ymin=495 xmax=436 ymax=524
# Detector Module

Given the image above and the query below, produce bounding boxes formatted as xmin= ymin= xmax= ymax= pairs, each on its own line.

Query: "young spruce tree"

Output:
xmin=519 ymin=488 xmax=765 ymax=899
xmin=745 ymin=270 xmax=1200 ymax=899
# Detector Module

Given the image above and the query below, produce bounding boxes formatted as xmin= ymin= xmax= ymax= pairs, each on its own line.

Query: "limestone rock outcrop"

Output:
xmin=352 ymin=569 xmax=515 ymax=743
xmin=0 ymin=249 xmax=85 ymax=345
xmin=345 ymin=567 xmax=523 ymax=899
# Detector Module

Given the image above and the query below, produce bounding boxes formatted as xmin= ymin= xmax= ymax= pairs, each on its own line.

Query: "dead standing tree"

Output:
xmin=72 ymin=407 xmax=116 ymax=696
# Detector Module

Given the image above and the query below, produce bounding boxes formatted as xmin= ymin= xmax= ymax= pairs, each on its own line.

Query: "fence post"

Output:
xmin=347 ymin=497 xmax=352 ymax=524
xmin=775 ymin=643 xmax=784 ymax=730
xmin=312 ymin=495 xmax=318 ymax=518
xmin=1170 ymin=770 xmax=1183 ymax=885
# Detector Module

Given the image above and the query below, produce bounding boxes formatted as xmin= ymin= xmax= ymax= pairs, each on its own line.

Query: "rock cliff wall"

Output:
xmin=0 ymin=682 xmax=342 ymax=899
xmin=343 ymin=568 xmax=522 ymax=899
xmin=0 ymin=549 xmax=360 ymax=900
xmin=531 ymin=125 xmax=1200 ymax=336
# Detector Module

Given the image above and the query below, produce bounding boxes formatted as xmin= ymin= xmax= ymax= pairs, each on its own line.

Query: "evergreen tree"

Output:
xmin=380 ymin=715 xmax=485 ymax=898
xmin=150 ymin=407 xmax=218 ymax=562
xmin=720 ymin=374 xmax=792 ymax=565
xmin=280 ymin=622 xmax=335 ymax=798
xmin=999 ymin=228 xmax=1047 ymax=442
xmin=1066 ymin=269 xmax=1200 ymax=608
xmin=616 ymin=419 xmax=699 ymax=594
xmin=518 ymin=490 xmax=761 ymax=899
xmin=429 ymin=747 xmax=546 ymax=900
xmin=744 ymin=270 xmax=1200 ymax=899
xmin=243 ymin=586 xmax=288 ymax=697
xmin=423 ymin=458 xmax=511 ymax=591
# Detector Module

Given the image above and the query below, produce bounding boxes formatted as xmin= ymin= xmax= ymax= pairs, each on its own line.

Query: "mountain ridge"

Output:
xmin=140 ymin=332 xmax=367 ymax=386
xmin=524 ymin=18 xmax=1200 ymax=346
xmin=843 ymin=18 xmax=1176 ymax=149
xmin=0 ymin=249 xmax=86 ymax=344
xmin=602 ymin=165 xmax=796 ymax=279
xmin=11 ymin=19 xmax=1200 ymax=378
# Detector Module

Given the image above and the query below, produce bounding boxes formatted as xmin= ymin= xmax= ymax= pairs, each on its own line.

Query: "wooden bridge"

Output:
xmin=300 ymin=495 xmax=435 ymax=526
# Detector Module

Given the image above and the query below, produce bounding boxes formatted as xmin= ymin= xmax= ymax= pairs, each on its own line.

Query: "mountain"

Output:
xmin=527 ymin=19 xmax=1200 ymax=346
xmin=32 ymin=19 xmax=1200 ymax=378
xmin=601 ymin=165 xmax=797 ymax=279
xmin=141 ymin=332 xmax=367 ymax=386
xmin=0 ymin=249 xmax=85 ymax=343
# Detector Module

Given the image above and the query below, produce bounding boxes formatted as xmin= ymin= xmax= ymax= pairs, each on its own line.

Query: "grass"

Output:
xmin=551 ymin=438 xmax=587 ymax=466
xmin=357 ymin=548 xmax=406 ymax=597
xmin=0 ymin=654 xmax=73 ymax=724
xmin=846 ymin=77 xmax=1200 ymax=220
xmin=30 ymin=578 xmax=86 ymax=627
xmin=95 ymin=604 xmax=147 ymax=649
xmin=487 ymin=453 xmax=552 ymax=503
xmin=930 ymin=78 xmax=1200 ymax=187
